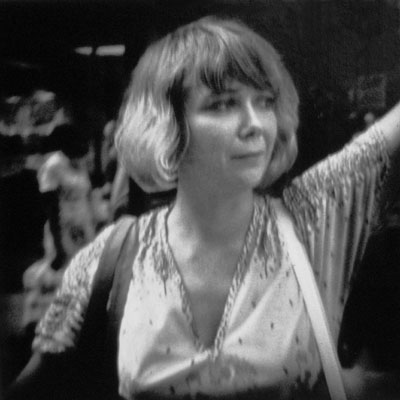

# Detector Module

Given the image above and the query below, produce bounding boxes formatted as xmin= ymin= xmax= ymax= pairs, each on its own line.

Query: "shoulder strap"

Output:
xmin=273 ymin=198 xmax=347 ymax=400
xmin=73 ymin=216 xmax=138 ymax=400
xmin=94 ymin=216 xmax=137 ymax=306
xmin=104 ymin=217 xmax=140 ymax=398
xmin=79 ymin=216 xmax=137 ymax=344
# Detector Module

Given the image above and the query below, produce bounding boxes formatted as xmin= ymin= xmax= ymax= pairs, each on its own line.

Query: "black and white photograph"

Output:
xmin=1 ymin=1 xmax=400 ymax=399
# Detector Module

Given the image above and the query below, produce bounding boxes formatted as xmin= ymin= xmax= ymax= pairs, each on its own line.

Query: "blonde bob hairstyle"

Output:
xmin=115 ymin=16 xmax=299 ymax=193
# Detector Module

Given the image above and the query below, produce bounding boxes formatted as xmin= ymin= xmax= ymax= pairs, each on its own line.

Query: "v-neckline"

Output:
xmin=161 ymin=196 xmax=264 ymax=354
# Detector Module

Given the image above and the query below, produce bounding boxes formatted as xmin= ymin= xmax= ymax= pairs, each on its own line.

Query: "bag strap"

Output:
xmin=273 ymin=199 xmax=347 ymax=400
xmin=78 ymin=216 xmax=137 ymax=345
xmin=105 ymin=217 xmax=141 ymax=398
xmin=93 ymin=216 xmax=137 ymax=312
xmin=73 ymin=216 xmax=138 ymax=400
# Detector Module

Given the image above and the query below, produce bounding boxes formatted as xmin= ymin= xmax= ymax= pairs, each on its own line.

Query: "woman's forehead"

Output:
xmin=183 ymin=80 xmax=275 ymax=109
xmin=180 ymin=45 xmax=273 ymax=92
xmin=184 ymin=77 xmax=274 ymax=97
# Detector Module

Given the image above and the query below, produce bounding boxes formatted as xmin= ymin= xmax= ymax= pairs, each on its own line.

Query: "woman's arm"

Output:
xmin=5 ymin=352 xmax=72 ymax=400
xmin=6 ymin=353 xmax=43 ymax=400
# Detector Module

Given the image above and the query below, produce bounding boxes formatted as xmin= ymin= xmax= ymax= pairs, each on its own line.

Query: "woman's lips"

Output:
xmin=232 ymin=151 xmax=264 ymax=159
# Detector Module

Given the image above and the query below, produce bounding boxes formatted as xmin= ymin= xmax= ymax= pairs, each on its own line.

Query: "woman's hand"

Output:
xmin=375 ymin=101 xmax=400 ymax=157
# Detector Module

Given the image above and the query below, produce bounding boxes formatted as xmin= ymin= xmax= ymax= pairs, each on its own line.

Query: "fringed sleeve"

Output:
xmin=283 ymin=125 xmax=390 ymax=341
xmin=32 ymin=224 xmax=115 ymax=353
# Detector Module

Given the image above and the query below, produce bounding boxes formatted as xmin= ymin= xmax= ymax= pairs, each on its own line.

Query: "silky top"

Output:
xmin=33 ymin=125 xmax=390 ymax=399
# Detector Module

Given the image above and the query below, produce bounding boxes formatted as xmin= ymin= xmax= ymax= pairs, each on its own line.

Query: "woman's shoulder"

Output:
xmin=135 ymin=203 xmax=170 ymax=229
xmin=62 ymin=224 xmax=116 ymax=290
xmin=32 ymin=224 xmax=115 ymax=353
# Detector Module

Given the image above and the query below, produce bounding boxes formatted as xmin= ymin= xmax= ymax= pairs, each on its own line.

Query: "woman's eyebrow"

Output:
xmin=210 ymin=88 xmax=237 ymax=96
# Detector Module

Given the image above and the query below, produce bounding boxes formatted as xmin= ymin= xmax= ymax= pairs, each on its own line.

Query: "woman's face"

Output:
xmin=180 ymin=80 xmax=278 ymax=192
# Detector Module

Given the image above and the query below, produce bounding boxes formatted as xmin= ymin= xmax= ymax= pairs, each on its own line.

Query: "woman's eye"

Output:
xmin=209 ymin=97 xmax=236 ymax=111
xmin=257 ymin=95 xmax=275 ymax=109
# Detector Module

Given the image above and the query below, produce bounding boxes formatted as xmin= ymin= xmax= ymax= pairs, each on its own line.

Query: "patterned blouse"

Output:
xmin=33 ymin=125 xmax=390 ymax=399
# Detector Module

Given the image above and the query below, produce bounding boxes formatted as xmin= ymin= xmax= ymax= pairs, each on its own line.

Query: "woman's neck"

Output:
xmin=169 ymin=182 xmax=255 ymax=245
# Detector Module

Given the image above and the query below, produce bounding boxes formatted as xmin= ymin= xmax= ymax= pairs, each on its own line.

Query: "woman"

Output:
xmin=7 ymin=16 xmax=400 ymax=400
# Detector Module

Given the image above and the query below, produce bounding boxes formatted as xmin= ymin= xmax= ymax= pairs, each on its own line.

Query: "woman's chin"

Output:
xmin=231 ymin=171 xmax=266 ymax=192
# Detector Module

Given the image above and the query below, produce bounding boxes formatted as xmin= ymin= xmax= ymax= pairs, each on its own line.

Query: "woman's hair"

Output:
xmin=115 ymin=16 xmax=299 ymax=192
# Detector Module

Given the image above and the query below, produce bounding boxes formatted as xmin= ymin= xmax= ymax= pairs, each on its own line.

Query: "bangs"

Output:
xmin=199 ymin=47 xmax=275 ymax=94
xmin=182 ymin=22 xmax=279 ymax=95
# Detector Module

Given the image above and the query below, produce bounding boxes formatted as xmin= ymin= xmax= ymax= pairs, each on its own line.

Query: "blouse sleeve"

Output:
xmin=32 ymin=224 xmax=115 ymax=354
xmin=283 ymin=124 xmax=390 ymax=340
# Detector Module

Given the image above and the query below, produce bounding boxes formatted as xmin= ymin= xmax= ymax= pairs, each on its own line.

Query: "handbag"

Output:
xmin=273 ymin=198 xmax=348 ymax=400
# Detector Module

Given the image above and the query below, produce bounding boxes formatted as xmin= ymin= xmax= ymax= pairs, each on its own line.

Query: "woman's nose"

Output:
xmin=238 ymin=103 xmax=263 ymax=140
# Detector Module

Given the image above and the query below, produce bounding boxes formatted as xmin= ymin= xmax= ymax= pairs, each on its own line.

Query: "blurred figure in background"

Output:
xmin=0 ymin=92 xmax=73 ymax=388
xmin=91 ymin=119 xmax=117 ymax=229
xmin=20 ymin=123 xmax=96 ymax=342
xmin=0 ymin=89 xmax=72 ymax=293
xmin=100 ymin=119 xmax=118 ymax=187
xmin=37 ymin=123 xmax=96 ymax=269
